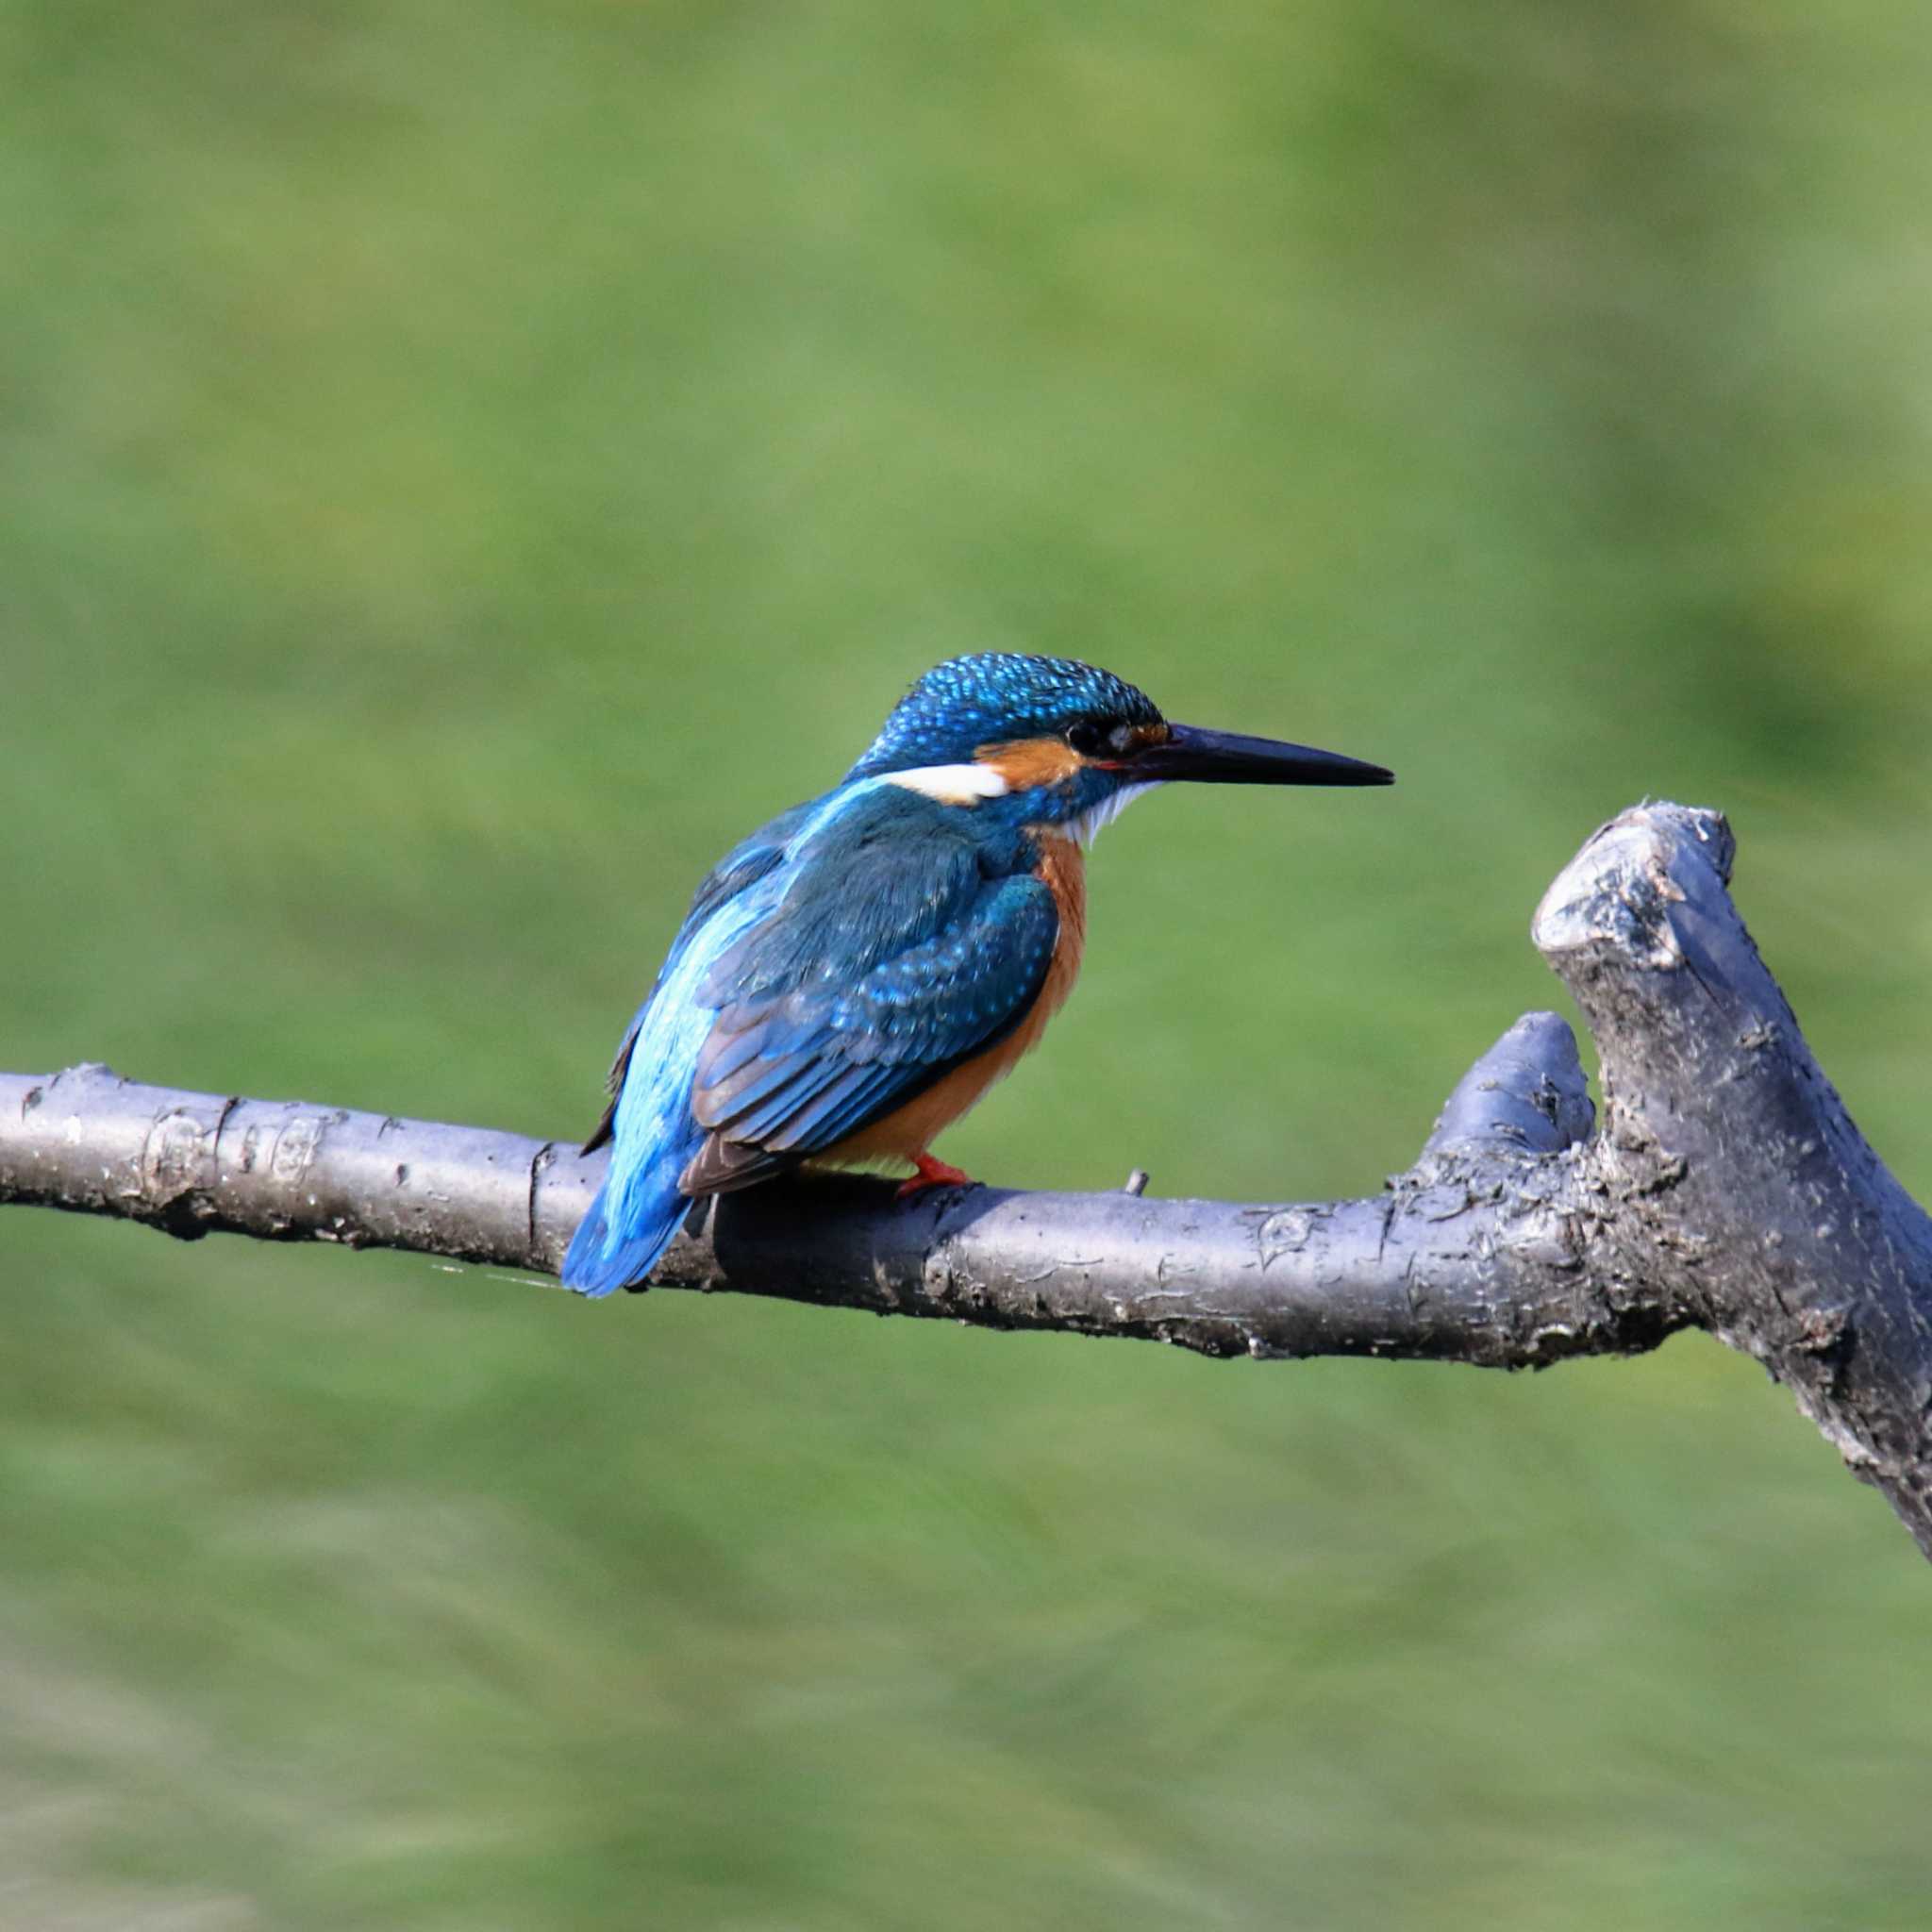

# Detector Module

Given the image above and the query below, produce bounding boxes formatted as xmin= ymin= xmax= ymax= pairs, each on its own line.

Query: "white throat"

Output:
xmin=1062 ymin=782 xmax=1162 ymax=850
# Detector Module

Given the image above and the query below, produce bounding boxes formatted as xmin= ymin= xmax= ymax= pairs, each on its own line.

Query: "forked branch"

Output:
xmin=5 ymin=805 xmax=1930 ymax=1555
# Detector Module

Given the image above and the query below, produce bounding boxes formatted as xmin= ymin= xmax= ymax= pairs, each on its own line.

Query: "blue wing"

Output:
xmin=562 ymin=784 xmax=1057 ymax=1296
xmin=580 ymin=803 xmax=809 ymax=1156
xmin=680 ymin=862 xmax=1058 ymax=1193
xmin=562 ymin=804 xmax=809 ymax=1294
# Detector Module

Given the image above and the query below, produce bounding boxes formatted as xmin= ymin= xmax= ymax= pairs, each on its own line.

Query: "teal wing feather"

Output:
xmin=581 ymin=803 xmax=808 ymax=1155
xmin=681 ymin=797 xmax=1058 ymax=1193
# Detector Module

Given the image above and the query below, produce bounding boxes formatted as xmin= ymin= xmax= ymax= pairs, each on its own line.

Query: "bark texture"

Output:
xmin=5 ymin=803 xmax=1930 ymax=1555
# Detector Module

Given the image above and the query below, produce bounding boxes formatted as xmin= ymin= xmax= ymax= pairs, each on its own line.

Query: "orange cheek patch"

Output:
xmin=977 ymin=736 xmax=1085 ymax=789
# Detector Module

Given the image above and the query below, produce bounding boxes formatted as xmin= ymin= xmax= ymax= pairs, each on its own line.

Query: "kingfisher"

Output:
xmin=562 ymin=653 xmax=1391 ymax=1295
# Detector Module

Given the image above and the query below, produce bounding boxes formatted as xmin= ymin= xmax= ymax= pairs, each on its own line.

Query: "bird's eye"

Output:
xmin=1065 ymin=720 xmax=1112 ymax=758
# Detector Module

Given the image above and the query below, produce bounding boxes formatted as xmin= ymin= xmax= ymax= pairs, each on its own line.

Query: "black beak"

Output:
xmin=1134 ymin=723 xmax=1393 ymax=787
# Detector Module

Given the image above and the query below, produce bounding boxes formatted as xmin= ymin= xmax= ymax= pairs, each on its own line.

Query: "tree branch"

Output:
xmin=5 ymin=803 xmax=1930 ymax=1557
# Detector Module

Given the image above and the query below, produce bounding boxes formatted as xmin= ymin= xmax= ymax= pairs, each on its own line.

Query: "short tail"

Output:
xmin=561 ymin=1157 xmax=691 ymax=1298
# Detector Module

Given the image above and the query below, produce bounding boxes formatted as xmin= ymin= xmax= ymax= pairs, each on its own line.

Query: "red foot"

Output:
xmin=896 ymin=1153 xmax=976 ymax=1200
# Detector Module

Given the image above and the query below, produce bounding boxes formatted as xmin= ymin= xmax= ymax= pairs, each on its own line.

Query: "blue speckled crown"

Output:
xmin=848 ymin=654 xmax=1164 ymax=778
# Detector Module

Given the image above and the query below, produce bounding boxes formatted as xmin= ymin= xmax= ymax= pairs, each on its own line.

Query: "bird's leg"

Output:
xmin=896 ymin=1152 xmax=975 ymax=1200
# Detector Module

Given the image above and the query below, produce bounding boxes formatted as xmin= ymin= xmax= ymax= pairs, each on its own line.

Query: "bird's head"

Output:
xmin=846 ymin=653 xmax=1391 ymax=842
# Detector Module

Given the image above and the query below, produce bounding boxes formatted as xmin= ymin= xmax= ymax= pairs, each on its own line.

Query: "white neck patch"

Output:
xmin=885 ymin=762 xmax=1010 ymax=805
xmin=887 ymin=764 xmax=1162 ymax=848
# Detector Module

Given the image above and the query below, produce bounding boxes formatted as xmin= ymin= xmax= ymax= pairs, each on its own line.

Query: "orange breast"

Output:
xmin=826 ymin=834 xmax=1088 ymax=1166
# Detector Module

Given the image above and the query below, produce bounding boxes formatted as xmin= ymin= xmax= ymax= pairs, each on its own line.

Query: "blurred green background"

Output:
xmin=5 ymin=3 xmax=1931 ymax=1926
